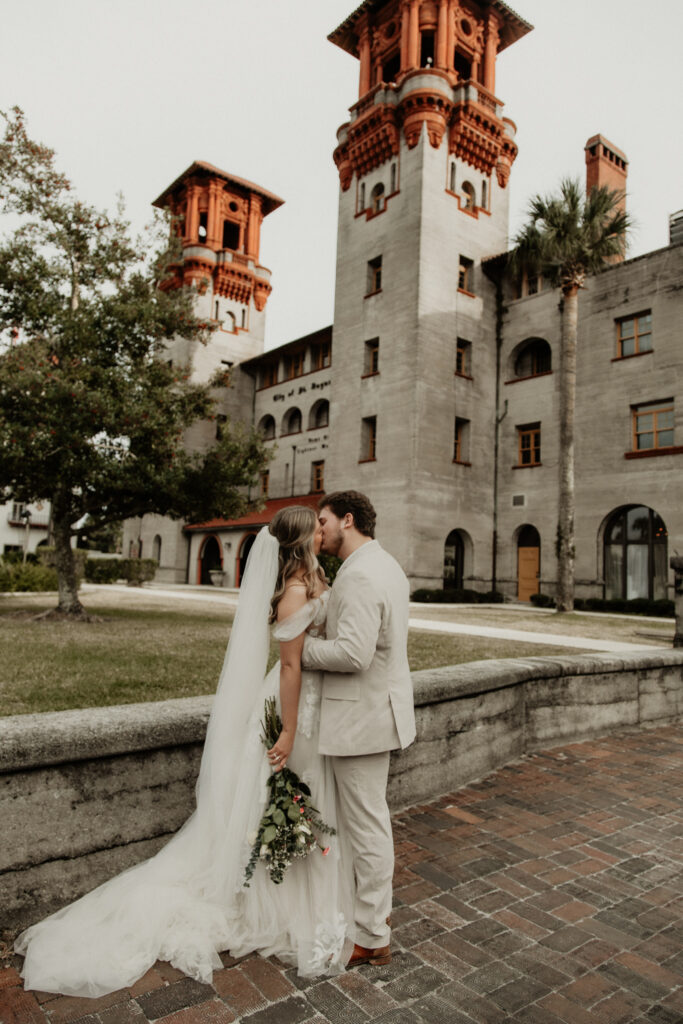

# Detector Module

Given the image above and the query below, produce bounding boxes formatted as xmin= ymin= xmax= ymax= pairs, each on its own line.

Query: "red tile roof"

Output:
xmin=184 ymin=494 xmax=322 ymax=532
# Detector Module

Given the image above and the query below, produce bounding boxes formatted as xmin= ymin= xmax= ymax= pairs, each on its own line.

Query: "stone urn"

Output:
xmin=209 ymin=569 xmax=226 ymax=587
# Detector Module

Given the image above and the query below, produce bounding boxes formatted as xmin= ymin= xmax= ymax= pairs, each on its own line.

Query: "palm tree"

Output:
xmin=512 ymin=179 xmax=629 ymax=612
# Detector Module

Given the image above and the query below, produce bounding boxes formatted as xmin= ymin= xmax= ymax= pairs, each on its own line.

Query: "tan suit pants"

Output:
xmin=331 ymin=751 xmax=393 ymax=949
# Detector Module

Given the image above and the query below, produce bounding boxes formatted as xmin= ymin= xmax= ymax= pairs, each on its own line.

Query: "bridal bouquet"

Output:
xmin=243 ymin=697 xmax=336 ymax=885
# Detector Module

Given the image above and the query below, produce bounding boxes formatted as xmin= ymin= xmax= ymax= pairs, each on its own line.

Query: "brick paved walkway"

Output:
xmin=2 ymin=726 xmax=681 ymax=1024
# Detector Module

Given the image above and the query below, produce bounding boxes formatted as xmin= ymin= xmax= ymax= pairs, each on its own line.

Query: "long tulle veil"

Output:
xmin=16 ymin=526 xmax=281 ymax=997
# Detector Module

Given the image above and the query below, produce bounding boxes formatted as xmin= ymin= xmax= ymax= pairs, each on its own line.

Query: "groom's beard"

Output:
xmin=321 ymin=529 xmax=344 ymax=557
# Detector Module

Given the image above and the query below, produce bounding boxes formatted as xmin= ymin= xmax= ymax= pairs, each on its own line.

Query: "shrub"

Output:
xmin=411 ymin=587 xmax=504 ymax=604
xmin=573 ymin=596 xmax=674 ymax=617
xmin=530 ymin=593 xmax=556 ymax=608
xmin=84 ymin=558 xmax=125 ymax=584
xmin=121 ymin=558 xmax=158 ymax=586
xmin=0 ymin=559 xmax=59 ymax=592
xmin=37 ymin=547 xmax=88 ymax=579
xmin=318 ymin=553 xmax=342 ymax=586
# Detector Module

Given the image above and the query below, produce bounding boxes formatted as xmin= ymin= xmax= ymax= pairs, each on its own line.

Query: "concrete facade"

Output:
xmin=124 ymin=0 xmax=682 ymax=603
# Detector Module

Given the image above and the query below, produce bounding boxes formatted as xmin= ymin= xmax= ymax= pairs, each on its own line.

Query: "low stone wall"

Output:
xmin=1 ymin=650 xmax=681 ymax=931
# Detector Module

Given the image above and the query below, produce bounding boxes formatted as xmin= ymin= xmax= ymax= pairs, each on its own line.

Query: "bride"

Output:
xmin=16 ymin=506 xmax=353 ymax=998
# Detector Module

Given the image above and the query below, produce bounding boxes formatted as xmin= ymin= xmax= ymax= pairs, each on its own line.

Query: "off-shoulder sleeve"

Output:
xmin=272 ymin=600 xmax=317 ymax=642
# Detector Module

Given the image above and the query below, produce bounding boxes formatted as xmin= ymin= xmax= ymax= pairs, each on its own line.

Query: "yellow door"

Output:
xmin=517 ymin=546 xmax=540 ymax=601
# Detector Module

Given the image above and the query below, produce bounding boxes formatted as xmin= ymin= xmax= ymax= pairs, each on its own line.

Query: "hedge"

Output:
xmin=0 ymin=560 xmax=59 ymax=592
xmin=530 ymin=593 xmax=674 ymax=617
xmin=411 ymin=587 xmax=504 ymax=604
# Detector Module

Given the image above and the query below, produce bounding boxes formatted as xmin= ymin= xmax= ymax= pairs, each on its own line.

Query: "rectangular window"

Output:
xmin=632 ymin=401 xmax=674 ymax=451
xmin=261 ymin=363 xmax=278 ymax=388
xmin=455 ymin=338 xmax=471 ymax=377
xmin=260 ymin=470 xmax=269 ymax=497
xmin=458 ymin=256 xmax=474 ymax=293
xmin=312 ymin=341 xmax=331 ymax=370
xmin=11 ymin=502 xmax=26 ymax=522
xmin=360 ymin=416 xmax=377 ymax=462
xmin=363 ymin=338 xmax=380 ymax=376
xmin=215 ymin=414 xmax=227 ymax=441
xmin=617 ymin=311 xmax=652 ymax=357
xmin=454 ymin=418 xmax=470 ymax=463
xmin=517 ymin=423 xmax=541 ymax=466
xmin=290 ymin=351 xmax=304 ymax=378
xmin=311 ymin=460 xmax=324 ymax=493
xmin=366 ymin=256 xmax=382 ymax=295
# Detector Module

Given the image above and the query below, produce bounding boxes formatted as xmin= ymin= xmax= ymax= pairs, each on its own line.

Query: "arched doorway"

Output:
xmin=604 ymin=505 xmax=668 ymax=600
xmin=443 ymin=530 xmax=465 ymax=589
xmin=236 ymin=533 xmax=257 ymax=586
xmin=517 ymin=525 xmax=540 ymax=601
xmin=198 ymin=535 xmax=222 ymax=585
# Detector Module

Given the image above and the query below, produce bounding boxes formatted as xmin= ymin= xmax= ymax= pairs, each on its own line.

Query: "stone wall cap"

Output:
xmin=0 ymin=696 xmax=213 ymax=773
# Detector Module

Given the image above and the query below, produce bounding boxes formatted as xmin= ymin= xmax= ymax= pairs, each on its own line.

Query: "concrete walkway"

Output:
xmin=82 ymin=585 xmax=664 ymax=654
xmin=405 ymin=619 xmax=658 ymax=654
xmin=3 ymin=725 xmax=682 ymax=1024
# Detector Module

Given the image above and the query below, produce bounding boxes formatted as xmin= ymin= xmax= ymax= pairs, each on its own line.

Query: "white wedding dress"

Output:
xmin=16 ymin=530 xmax=353 ymax=998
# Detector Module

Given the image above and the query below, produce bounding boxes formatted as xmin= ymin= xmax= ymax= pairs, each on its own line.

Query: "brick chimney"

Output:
xmin=585 ymin=134 xmax=627 ymax=208
xmin=585 ymin=134 xmax=627 ymax=262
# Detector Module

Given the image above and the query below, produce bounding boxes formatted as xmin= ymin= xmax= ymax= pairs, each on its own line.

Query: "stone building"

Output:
xmin=124 ymin=0 xmax=682 ymax=602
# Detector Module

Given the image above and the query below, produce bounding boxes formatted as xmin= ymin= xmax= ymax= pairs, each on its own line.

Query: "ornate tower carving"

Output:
xmin=330 ymin=0 xmax=531 ymax=190
xmin=152 ymin=161 xmax=284 ymax=379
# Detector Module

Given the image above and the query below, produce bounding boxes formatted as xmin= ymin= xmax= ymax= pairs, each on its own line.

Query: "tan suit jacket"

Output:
xmin=302 ymin=540 xmax=416 ymax=757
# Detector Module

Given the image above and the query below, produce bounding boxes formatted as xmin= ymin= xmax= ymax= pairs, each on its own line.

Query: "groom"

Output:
xmin=302 ymin=490 xmax=416 ymax=966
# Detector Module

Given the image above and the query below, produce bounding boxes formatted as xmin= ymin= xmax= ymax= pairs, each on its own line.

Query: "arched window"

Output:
xmin=461 ymin=181 xmax=475 ymax=211
xmin=152 ymin=535 xmax=162 ymax=563
xmin=481 ymin=180 xmax=488 ymax=210
xmin=236 ymin=532 xmax=257 ymax=587
xmin=514 ymin=338 xmax=552 ymax=378
xmin=604 ymin=506 xmax=668 ymax=600
xmin=258 ymin=414 xmax=276 ymax=440
xmin=359 ymin=183 xmax=365 ymax=212
xmin=198 ymin=534 xmax=222 ymax=585
xmin=308 ymin=399 xmax=329 ymax=430
xmin=444 ymin=530 xmax=465 ymax=589
xmin=449 ymin=161 xmax=456 ymax=193
xmin=370 ymin=183 xmax=385 ymax=214
xmin=282 ymin=407 xmax=302 ymax=436
xmin=224 ymin=311 xmax=236 ymax=333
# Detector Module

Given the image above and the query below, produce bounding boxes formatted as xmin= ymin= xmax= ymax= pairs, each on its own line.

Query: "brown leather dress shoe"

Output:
xmin=347 ymin=942 xmax=392 ymax=967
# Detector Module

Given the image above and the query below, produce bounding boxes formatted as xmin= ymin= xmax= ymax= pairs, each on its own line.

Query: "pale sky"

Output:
xmin=1 ymin=1 xmax=681 ymax=349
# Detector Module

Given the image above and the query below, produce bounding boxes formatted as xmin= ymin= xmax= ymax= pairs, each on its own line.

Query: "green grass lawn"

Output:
xmin=0 ymin=596 xmax=581 ymax=717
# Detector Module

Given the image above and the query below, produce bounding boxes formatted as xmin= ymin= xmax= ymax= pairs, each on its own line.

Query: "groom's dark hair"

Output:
xmin=319 ymin=491 xmax=376 ymax=538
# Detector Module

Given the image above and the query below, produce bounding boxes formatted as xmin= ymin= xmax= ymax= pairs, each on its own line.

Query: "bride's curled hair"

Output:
xmin=268 ymin=506 xmax=325 ymax=622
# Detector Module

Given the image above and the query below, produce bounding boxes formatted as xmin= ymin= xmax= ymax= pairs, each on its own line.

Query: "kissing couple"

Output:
xmin=17 ymin=490 xmax=417 ymax=997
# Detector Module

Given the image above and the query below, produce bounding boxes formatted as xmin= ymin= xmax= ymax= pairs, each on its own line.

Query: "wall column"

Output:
xmin=400 ymin=1 xmax=410 ymax=71
xmin=207 ymin=180 xmax=222 ymax=249
xmin=436 ymin=0 xmax=448 ymax=69
xmin=483 ymin=14 xmax=500 ymax=93
xmin=185 ymin=184 xmax=199 ymax=244
xmin=358 ymin=19 xmax=371 ymax=97
xmin=408 ymin=0 xmax=420 ymax=69
xmin=446 ymin=0 xmax=455 ymax=75
xmin=246 ymin=195 xmax=263 ymax=260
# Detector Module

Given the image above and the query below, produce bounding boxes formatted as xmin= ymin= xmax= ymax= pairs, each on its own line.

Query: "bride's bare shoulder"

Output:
xmin=277 ymin=583 xmax=310 ymax=622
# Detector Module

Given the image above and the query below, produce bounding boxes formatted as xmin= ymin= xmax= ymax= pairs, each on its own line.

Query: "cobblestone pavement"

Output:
xmin=2 ymin=726 xmax=681 ymax=1024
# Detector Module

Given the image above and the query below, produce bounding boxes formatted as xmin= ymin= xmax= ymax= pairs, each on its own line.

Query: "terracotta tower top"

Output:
xmin=329 ymin=0 xmax=532 ymax=192
xmin=153 ymin=161 xmax=284 ymax=312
